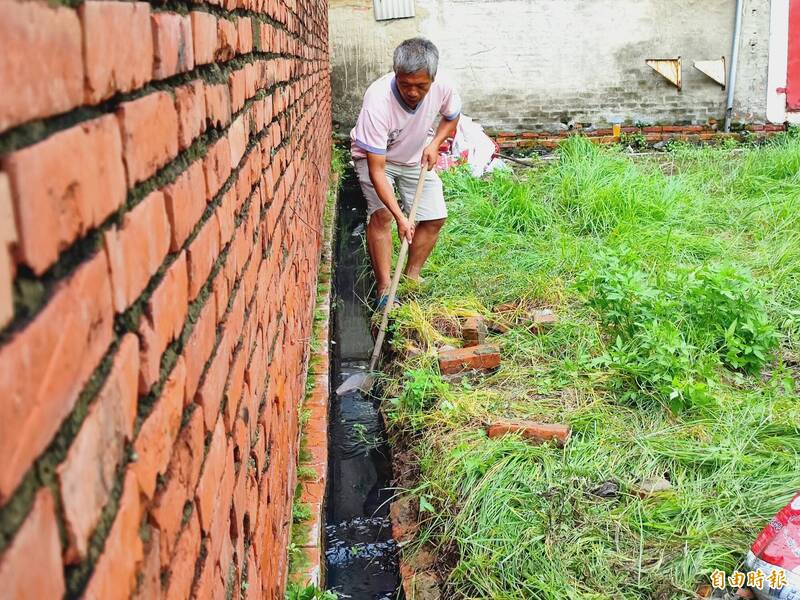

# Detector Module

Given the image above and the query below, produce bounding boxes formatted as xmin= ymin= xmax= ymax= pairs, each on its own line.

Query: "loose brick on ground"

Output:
xmin=528 ymin=308 xmax=557 ymax=334
xmin=438 ymin=344 xmax=501 ymax=375
xmin=462 ymin=315 xmax=487 ymax=347
xmin=486 ymin=419 xmax=571 ymax=447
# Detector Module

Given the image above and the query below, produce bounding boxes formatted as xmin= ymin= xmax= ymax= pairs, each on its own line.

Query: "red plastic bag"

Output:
xmin=745 ymin=492 xmax=800 ymax=599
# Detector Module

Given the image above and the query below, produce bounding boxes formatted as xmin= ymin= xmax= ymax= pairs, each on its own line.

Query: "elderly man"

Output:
xmin=350 ymin=37 xmax=461 ymax=309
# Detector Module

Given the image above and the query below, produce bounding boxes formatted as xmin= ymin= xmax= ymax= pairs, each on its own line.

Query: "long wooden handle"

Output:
xmin=368 ymin=164 xmax=429 ymax=371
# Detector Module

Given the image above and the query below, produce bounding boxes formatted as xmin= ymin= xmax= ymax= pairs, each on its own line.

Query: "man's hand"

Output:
xmin=420 ymin=143 xmax=439 ymax=170
xmin=396 ymin=214 xmax=415 ymax=244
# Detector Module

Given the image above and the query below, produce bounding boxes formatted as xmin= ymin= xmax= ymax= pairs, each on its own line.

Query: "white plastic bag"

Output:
xmin=451 ymin=115 xmax=502 ymax=177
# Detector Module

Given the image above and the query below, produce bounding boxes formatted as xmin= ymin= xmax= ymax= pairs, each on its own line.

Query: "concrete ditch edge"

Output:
xmin=287 ymin=173 xmax=339 ymax=589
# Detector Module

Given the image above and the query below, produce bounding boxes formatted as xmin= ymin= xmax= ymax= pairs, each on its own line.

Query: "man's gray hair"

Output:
xmin=393 ymin=37 xmax=439 ymax=78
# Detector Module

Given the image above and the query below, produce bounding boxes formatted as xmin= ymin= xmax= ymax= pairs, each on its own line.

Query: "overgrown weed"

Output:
xmin=383 ymin=133 xmax=800 ymax=599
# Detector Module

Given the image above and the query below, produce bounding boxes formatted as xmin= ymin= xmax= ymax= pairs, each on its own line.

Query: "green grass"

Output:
xmin=383 ymin=132 xmax=800 ymax=599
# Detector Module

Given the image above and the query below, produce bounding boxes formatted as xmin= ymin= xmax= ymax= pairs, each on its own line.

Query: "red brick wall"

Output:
xmin=0 ymin=0 xmax=332 ymax=598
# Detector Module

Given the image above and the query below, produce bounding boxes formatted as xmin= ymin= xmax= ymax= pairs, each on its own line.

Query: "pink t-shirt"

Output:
xmin=350 ymin=72 xmax=462 ymax=166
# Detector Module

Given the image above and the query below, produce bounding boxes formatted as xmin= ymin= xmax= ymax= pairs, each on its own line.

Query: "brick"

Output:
xmin=133 ymin=357 xmax=187 ymax=499
xmin=164 ymin=162 xmax=207 ymax=252
xmin=217 ymin=18 xmax=238 ymax=62
xmin=196 ymin=339 xmax=230 ymax=431
xmin=138 ymin=252 xmax=189 ymax=393
xmin=229 ymin=115 xmax=248 ymax=169
xmin=244 ymin=547 xmax=261 ymax=600
xmin=0 ymin=245 xmax=12 ymax=331
xmin=213 ymin=270 xmax=229 ymax=322
xmin=117 ymin=91 xmax=180 ymax=186
xmin=183 ymin=296 xmax=217 ymax=403
xmin=166 ymin=510 xmax=201 ymax=600
xmin=0 ymin=488 xmax=64 ymax=598
xmin=187 ymin=216 xmax=220 ymax=301
xmin=151 ymin=408 xmax=204 ymax=564
xmin=206 ymin=440 xmax=235 ymax=565
xmin=0 ymin=2 xmax=83 ymax=133
xmin=196 ymin=417 xmax=226 ymax=533
xmin=58 ymin=334 xmax=139 ymax=563
xmin=191 ymin=11 xmax=218 ymax=66
xmin=176 ymin=81 xmax=207 ymax=151
xmin=237 ymin=17 xmax=253 ymax=53
xmin=229 ymin=68 xmax=246 ymax=113
xmin=192 ymin=549 xmax=216 ymax=600
xmin=133 ymin=529 xmax=161 ymax=600
xmin=206 ymin=83 xmax=232 ymax=129
xmin=104 ymin=191 xmax=171 ymax=313
xmin=217 ymin=191 xmax=236 ymax=249
xmin=462 ymin=316 xmax=487 ymax=347
xmin=0 ymin=174 xmax=14 ymax=249
xmin=0 ymin=252 xmax=113 ymax=503
xmin=204 ymin=137 xmax=232 ymax=198
xmin=152 ymin=12 xmax=194 ymax=79
xmin=0 ymin=174 xmax=16 ymax=329
xmin=84 ymin=471 xmax=144 ymax=600
xmin=80 ymin=1 xmax=153 ymax=103
xmin=225 ymin=350 xmax=247 ymax=431
xmin=486 ymin=419 xmax=571 ymax=447
xmin=438 ymin=344 xmax=500 ymax=375
xmin=529 ymin=309 xmax=557 ymax=334
xmin=3 ymin=114 xmax=126 ymax=274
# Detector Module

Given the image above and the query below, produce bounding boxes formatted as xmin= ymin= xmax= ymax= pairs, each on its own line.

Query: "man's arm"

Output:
xmin=366 ymin=151 xmax=415 ymax=242
xmin=421 ymin=115 xmax=460 ymax=170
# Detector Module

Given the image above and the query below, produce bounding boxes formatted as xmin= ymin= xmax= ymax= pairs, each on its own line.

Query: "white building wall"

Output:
xmin=330 ymin=0 xmax=772 ymax=132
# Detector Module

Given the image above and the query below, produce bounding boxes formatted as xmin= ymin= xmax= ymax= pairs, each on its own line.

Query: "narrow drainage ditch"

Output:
xmin=325 ymin=171 xmax=400 ymax=599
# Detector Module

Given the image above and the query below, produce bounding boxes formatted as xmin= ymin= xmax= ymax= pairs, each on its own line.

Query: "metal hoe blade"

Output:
xmin=335 ymin=372 xmax=376 ymax=396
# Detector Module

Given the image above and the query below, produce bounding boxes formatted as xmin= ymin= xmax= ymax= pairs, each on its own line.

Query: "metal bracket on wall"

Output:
xmin=693 ymin=58 xmax=727 ymax=88
xmin=646 ymin=58 xmax=682 ymax=91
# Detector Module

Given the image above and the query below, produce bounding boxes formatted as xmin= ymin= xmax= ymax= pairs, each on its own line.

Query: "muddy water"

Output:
xmin=325 ymin=173 xmax=399 ymax=599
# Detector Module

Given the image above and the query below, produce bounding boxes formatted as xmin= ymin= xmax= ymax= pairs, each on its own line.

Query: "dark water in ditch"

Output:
xmin=325 ymin=173 xmax=400 ymax=599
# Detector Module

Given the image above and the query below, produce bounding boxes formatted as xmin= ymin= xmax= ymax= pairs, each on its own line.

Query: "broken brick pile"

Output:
xmin=397 ymin=311 xmax=571 ymax=598
xmin=0 ymin=0 xmax=331 ymax=598
xmin=491 ymin=123 xmax=788 ymax=152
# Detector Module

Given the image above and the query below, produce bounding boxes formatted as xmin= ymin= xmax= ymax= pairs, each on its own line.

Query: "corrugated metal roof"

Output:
xmin=374 ymin=0 xmax=415 ymax=21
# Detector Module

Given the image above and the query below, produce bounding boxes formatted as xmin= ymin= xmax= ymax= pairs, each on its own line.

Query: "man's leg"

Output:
xmin=396 ymin=165 xmax=448 ymax=281
xmin=366 ymin=208 xmax=394 ymax=296
xmin=356 ymin=159 xmax=398 ymax=297
xmin=405 ymin=218 xmax=445 ymax=280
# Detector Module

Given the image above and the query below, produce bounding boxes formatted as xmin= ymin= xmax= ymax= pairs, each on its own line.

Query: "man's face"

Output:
xmin=395 ymin=70 xmax=433 ymax=108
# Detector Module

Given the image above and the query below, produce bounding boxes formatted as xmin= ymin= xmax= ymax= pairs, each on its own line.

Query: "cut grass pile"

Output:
xmin=382 ymin=132 xmax=800 ymax=599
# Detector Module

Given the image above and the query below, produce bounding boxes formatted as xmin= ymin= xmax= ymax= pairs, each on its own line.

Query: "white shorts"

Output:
xmin=354 ymin=159 xmax=448 ymax=221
